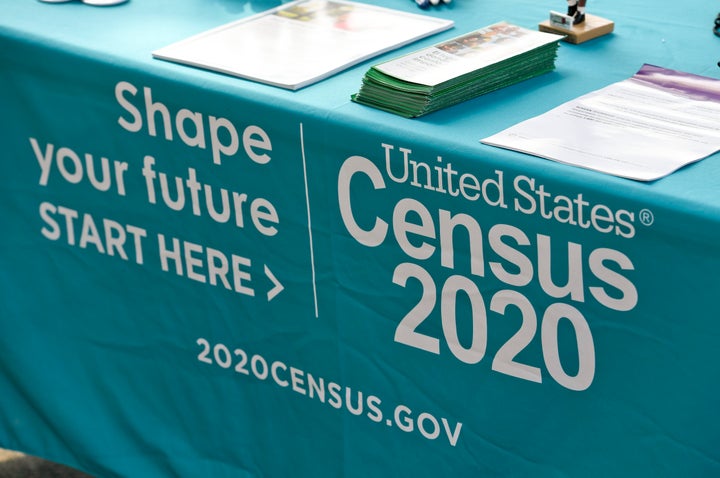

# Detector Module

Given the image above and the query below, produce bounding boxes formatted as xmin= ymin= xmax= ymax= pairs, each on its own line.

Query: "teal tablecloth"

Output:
xmin=1 ymin=0 xmax=719 ymax=476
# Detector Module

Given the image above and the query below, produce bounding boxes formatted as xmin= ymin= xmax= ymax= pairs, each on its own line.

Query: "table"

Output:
xmin=2 ymin=1 xmax=720 ymax=476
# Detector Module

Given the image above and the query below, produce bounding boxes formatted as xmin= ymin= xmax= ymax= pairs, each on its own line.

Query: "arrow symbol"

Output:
xmin=264 ymin=265 xmax=284 ymax=302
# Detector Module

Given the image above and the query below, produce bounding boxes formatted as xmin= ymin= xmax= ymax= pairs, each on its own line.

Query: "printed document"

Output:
xmin=481 ymin=64 xmax=720 ymax=181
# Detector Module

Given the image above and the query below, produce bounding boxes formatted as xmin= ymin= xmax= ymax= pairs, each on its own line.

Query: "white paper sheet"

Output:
xmin=481 ymin=64 xmax=720 ymax=181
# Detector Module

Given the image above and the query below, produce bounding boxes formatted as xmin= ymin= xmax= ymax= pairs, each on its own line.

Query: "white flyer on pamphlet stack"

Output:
xmin=481 ymin=64 xmax=720 ymax=181
xmin=374 ymin=22 xmax=562 ymax=87
xmin=153 ymin=0 xmax=453 ymax=90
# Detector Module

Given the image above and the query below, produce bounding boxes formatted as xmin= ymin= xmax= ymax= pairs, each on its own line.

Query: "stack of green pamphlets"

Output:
xmin=352 ymin=22 xmax=563 ymax=117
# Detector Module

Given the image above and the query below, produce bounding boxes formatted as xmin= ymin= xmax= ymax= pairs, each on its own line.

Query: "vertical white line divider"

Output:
xmin=300 ymin=123 xmax=319 ymax=318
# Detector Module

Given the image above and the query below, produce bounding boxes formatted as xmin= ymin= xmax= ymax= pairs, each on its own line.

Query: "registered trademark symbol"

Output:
xmin=639 ymin=209 xmax=654 ymax=226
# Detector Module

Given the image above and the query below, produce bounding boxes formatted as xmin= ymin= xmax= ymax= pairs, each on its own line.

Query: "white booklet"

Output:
xmin=481 ymin=64 xmax=720 ymax=181
xmin=152 ymin=0 xmax=454 ymax=90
